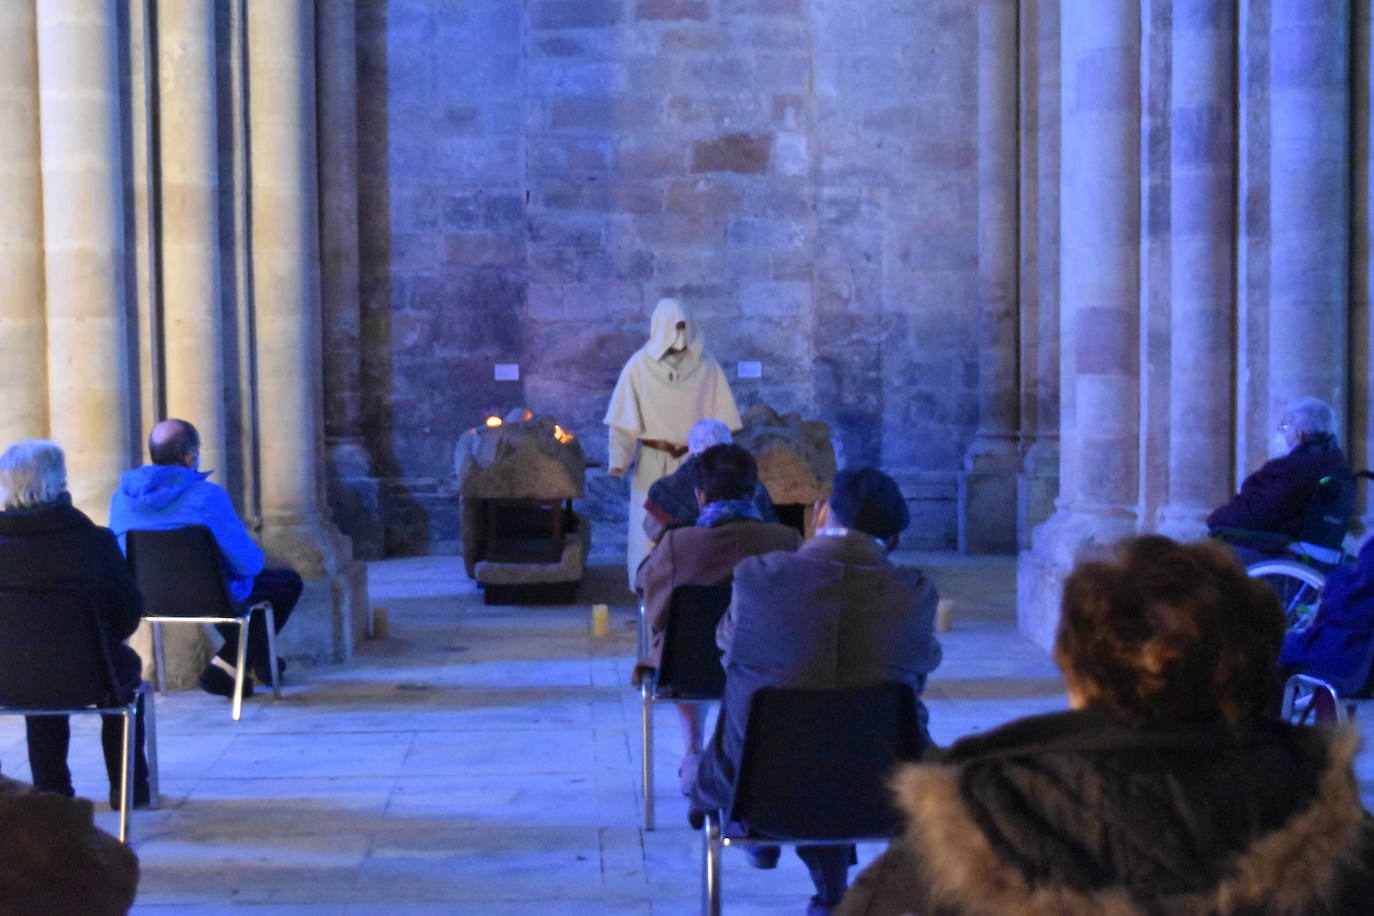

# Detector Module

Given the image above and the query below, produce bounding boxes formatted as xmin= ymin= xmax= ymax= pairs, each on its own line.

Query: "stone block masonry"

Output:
xmin=355 ymin=0 xmax=981 ymax=558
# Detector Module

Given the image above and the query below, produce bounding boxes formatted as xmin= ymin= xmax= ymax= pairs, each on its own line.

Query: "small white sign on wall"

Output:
xmin=494 ymin=363 xmax=520 ymax=381
xmin=738 ymin=361 xmax=762 ymax=379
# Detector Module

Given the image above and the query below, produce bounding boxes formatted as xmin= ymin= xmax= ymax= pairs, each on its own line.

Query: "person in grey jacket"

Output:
xmin=108 ymin=419 xmax=301 ymax=698
xmin=690 ymin=466 xmax=942 ymax=916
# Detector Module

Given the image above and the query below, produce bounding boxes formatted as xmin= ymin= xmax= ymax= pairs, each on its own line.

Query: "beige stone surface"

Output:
xmin=734 ymin=404 xmax=836 ymax=507
xmin=455 ymin=415 xmax=587 ymax=501
xmin=37 ymin=0 xmax=133 ymax=521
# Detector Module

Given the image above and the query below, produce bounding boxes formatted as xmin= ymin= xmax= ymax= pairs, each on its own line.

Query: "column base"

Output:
xmin=1017 ymin=506 xmax=1138 ymax=651
xmin=958 ymin=435 xmax=1021 ymax=554
xmin=260 ymin=512 xmax=370 ymax=664
xmin=1017 ymin=439 xmax=1059 ymax=550
xmin=1154 ymin=506 xmax=1212 ymax=543
xmin=327 ymin=438 xmax=383 ymax=560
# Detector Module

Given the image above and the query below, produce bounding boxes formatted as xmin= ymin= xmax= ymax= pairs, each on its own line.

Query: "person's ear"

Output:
xmin=696 ymin=488 xmax=708 ymax=510
xmin=882 ymin=534 xmax=900 ymax=553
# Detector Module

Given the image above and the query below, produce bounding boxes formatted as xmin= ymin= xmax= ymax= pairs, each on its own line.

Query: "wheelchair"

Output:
xmin=1218 ymin=470 xmax=1368 ymax=631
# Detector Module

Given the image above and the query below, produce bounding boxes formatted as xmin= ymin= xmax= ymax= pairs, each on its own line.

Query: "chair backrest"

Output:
xmin=0 ymin=587 xmax=124 ymax=709
xmin=657 ymin=584 xmax=733 ymax=699
xmin=727 ymin=682 xmax=924 ymax=842
xmin=1297 ymin=471 xmax=1357 ymax=550
xmin=125 ymin=526 xmax=236 ymax=618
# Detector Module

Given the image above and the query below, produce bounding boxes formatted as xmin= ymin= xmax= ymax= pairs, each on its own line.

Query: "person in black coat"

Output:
xmin=836 ymin=536 xmax=1374 ymax=916
xmin=1207 ymin=396 xmax=1352 ymax=560
xmin=0 ymin=440 xmax=150 ymax=807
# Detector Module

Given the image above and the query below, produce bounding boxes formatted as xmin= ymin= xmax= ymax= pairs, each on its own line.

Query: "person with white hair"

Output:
xmin=641 ymin=417 xmax=778 ymax=544
xmin=1208 ymin=396 xmax=1354 ymax=560
xmin=0 ymin=440 xmax=151 ymax=809
xmin=605 ymin=298 xmax=741 ymax=588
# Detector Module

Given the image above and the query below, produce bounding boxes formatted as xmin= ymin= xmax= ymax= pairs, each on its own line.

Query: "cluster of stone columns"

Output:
xmin=1016 ymin=0 xmax=1373 ymax=648
xmin=0 ymin=0 xmax=365 ymax=674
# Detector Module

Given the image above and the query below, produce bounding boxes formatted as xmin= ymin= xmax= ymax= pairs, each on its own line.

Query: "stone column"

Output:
xmin=1017 ymin=0 xmax=1060 ymax=548
xmin=36 ymin=0 xmax=132 ymax=519
xmin=1156 ymin=0 xmax=1236 ymax=541
xmin=317 ymin=0 xmax=382 ymax=558
xmin=248 ymin=0 xmax=366 ymax=660
xmin=0 ymin=2 xmax=48 ymax=444
xmin=960 ymin=0 xmax=1021 ymax=554
xmin=1268 ymin=2 xmax=1349 ymax=426
xmin=1018 ymin=0 xmax=1140 ymax=650
xmin=158 ymin=0 xmax=226 ymax=474
xmin=1355 ymin=0 xmax=1374 ymax=532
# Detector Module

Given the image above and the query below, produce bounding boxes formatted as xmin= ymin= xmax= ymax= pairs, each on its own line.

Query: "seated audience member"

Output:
xmin=691 ymin=466 xmax=942 ymax=916
xmin=0 ymin=772 xmax=139 ymax=914
xmin=642 ymin=418 xmax=777 ymax=544
xmin=835 ymin=537 xmax=1374 ymax=916
xmin=634 ymin=443 xmax=802 ymax=793
xmin=1208 ymin=396 xmax=1353 ymax=562
xmin=108 ymin=419 xmax=302 ymax=698
xmin=0 ymin=440 xmax=151 ymax=809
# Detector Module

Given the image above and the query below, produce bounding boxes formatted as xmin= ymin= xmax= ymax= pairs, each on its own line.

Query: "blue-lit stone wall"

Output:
xmin=354 ymin=0 xmax=981 ymax=557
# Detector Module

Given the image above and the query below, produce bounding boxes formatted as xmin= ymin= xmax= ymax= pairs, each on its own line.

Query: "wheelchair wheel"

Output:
xmin=1246 ymin=559 xmax=1325 ymax=630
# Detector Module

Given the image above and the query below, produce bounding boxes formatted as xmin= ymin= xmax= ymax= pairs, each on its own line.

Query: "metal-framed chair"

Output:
xmin=700 ymin=682 xmax=924 ymax=916
xmin=126 ymin=526 xmax=280 ymax=721
xmin=639 ymin=583 xmax=732 ymax=830
xmin=0 ymin=587 xmax=160 ymax=842
xmin=1280 ymin=672 xmax=1351 ymax=726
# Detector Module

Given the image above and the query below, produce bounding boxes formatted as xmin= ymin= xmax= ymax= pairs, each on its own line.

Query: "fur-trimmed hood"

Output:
xmin=838 ymin=711 xmax=1374 ymax=916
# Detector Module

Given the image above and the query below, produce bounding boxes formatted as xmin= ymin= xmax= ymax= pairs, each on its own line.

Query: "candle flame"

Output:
xmin=553 ymin=424 xmax=574 ymax=444
xmin=485 ymin=416 xmax=502 ymax=428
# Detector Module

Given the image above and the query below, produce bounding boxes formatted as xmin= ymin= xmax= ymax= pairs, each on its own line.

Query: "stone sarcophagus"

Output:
xmin=735 ymin=405 xmax=837 ymax=537
xmin=455 ymin=409 xmax=590 ymax=603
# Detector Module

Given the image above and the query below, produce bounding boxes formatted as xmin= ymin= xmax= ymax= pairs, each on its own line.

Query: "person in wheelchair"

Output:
xmin=1208 ymin=396 xmax=1354 ymax=567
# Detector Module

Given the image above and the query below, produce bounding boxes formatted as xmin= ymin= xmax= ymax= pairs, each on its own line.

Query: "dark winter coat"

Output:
xmin=836 ymin=708 xmax=1374 ymax=916
xmin=1207 ymin=436 xmax=1351 ymax=541
xmin=0 ymin=501 xmax=143 ymax=684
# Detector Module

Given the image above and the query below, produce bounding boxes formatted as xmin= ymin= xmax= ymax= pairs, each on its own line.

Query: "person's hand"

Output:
xmin=609 ymin=467 xmax=625 ymax=478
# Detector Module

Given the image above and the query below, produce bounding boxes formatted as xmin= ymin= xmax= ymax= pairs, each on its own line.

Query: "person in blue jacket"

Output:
xmin=109 ymin=419 xmax=301 ymax=698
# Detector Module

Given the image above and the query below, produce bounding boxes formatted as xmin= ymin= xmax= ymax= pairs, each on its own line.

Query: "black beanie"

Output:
xmin=828 ymin=466 xmax=909 ymax=539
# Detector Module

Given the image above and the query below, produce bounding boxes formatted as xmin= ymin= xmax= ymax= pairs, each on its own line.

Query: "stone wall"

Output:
xmin=354 ymin=0 xmax=981 ymax=557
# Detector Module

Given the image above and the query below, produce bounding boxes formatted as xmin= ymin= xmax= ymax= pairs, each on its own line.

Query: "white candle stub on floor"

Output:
xmin=591 ymin=604 xmax=610 ymax=637
xmin=936 ymin=599 xmax=954 ymax=632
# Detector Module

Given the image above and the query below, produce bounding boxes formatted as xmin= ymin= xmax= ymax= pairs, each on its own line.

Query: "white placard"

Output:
xmin=737 ymin=361 xmax=762 ymax=379
xmin=494 ymin=363 xmax=520 ymax=381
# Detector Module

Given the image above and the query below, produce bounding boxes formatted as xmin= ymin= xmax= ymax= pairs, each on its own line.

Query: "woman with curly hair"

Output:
xmin=837 ymin=536 xmax=1374 ymax=915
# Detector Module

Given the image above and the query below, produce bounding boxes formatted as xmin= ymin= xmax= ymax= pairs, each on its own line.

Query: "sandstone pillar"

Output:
xmin=1017 ymin=0 xmax=1060 ymax=548
xmin=158 ymin=0 xmax=226 ymax=474
xmin=1268 ymin=2 xmax=1348 ymax=427
xmin=1018 ymin=0 xmax=1140 ymax=650
xmin=248 ymin=0 xmax=366 ymax=660
xmin=0 ymin=3 xmax=48 ymax=445
xmin=960 ymin=0 xmax=1020 ymax=554
xmin=36 ymin=0 xmax=132 ymax=519
xmin=1156 ymin=0 xmax=1235 ymax=541
xmin=1355 ymin=0 xmax=1374 ymax=532
xmin=317 ymin=0 xmax=382 ymax=558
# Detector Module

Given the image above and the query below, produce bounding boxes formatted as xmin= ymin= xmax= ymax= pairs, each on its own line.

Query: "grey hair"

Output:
xmin=0 ymin=439 xmax=68 ymax=511
xmin=1281 ymin=397 xmax=1337 ymax=440
xmin=688 ymin=418 xmax=733 ymax=455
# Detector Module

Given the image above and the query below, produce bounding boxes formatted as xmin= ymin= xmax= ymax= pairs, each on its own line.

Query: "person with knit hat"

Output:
xmin=689 ymin=466 xmax=942 ymax=916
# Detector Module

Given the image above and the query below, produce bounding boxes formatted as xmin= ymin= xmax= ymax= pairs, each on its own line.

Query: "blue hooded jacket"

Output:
xmin=108 ymin=466 xmax=264 ymax=601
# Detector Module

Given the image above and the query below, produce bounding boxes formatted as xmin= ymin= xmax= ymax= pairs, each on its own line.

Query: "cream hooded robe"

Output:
xmin=605 ymin=298 xmax=741 ymax=588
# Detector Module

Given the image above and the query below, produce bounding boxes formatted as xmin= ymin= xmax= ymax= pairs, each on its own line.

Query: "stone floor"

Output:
xmin=0 ymin=553 xmax=1369 ymax=914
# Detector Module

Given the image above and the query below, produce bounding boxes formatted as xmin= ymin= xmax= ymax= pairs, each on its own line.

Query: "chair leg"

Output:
xmin=151 ymin=622 xmax=168 ymax=696
xmin=642 ymin=683 xmax=654 ymax=831
xmin=232 ymin=617 xmax=250 ymax=721
xmin=141 ymin=684 xmax=161 ymax=809
xmin=702 ymin=812 xmax=722 ymax=916
xmin=263 ymin=603 xmax=281 ymax=700
xmin=118 ymin=707 xmax=134 ymax=843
